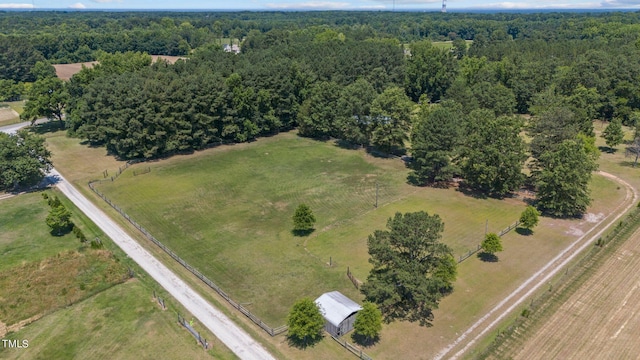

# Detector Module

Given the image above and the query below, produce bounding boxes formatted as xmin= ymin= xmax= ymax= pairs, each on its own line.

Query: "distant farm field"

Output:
xmin=53 ymin=55 xmax=186 ymax=80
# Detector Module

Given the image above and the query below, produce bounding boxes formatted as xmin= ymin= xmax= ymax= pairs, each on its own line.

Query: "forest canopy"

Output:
xmin=11 ymin=10 xmax=636 ymax=216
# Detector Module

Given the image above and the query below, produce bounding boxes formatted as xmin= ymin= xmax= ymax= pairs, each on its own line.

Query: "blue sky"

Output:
xmin=1 ymin=0 xmax=639 ymax=11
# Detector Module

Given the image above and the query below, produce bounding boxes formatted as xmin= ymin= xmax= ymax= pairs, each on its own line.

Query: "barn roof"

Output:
xmin=315 ymin=291 xmax=363 ymax=327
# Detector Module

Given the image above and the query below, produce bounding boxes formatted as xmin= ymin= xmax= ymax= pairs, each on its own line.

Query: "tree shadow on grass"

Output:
xmin=30 ymin=120 xmax=65 ymax=134
xmin=351 ymin=333 xmax=380 ymax=347
xmin=287 ymin=334 xmax=323 ymax=349
xmin=477 ymin=252 xmax=498 ymax=262
xmin=292 ymin=229 xmax=315 ymax=237
xmin=598 ymin=146 xmax=617 ymax=154
xmin=515 ymin=227 xmax=533 ymax=236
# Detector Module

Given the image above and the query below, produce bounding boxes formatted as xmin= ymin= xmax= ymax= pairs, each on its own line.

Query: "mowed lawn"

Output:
xmin=95 ymin=132 xmax=530 ymax=325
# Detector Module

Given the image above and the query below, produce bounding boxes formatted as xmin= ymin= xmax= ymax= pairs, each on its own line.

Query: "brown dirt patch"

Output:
xmin=0 ymin=107 xmax=18 ymax=122
xmin=54 ymin=55 xmax=186 ymax=81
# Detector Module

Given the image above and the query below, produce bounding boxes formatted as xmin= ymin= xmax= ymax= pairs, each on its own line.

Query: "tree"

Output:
xmin=519 ymin=205 xmax=540 ymax=233
xmin=460 ymin=111 xmax=526 ymax=197
xmin=21 ymin=76 xmax=69 ymax=124
xmin=292 ymin=204 xmax=316 ymax=234
xmin=370 ymin=87 xmax=413 ymax=153
xmin=46 ymin=203 xmax=72 ymax=235
xmin=602 ymin=118 xmax=624 ymax=150
xmin=535 ymin=138 xmax=597 ymax=217
xmin=405 ymin=40 xmax=457 ymax=103
xmin=481 ymin=233 xmax=503 ymax=255
xmin=360 ymin=211 xmax=456 ymax=326
xmin=410 ymin=102 xmax=463 ymax=185
xmin=0 ymin=130 xmax=52 ymax=190
xmin=353 ymin=302 xmax=382 ymax=344
xmin=287 ymin=298 xmax=325 ymax=347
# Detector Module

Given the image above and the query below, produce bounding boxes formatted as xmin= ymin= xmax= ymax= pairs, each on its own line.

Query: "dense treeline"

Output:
xmin=15 ymin=11 xmax=640 ymax=216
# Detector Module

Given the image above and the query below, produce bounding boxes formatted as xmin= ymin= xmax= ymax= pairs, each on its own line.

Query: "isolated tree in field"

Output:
xmin=0 ymin=130 xmax=52 ymax=190
xmin=481 ymin=233 xmax=503 ymax=255
xmin=602 ymin=118 xmax=624 ymax=150
xmin=519 ymin=206 xmax=540 ymax=232
xmin=353 ymin=302 xmax=382 ymax=344
xmin=292 ymin=204 xmax=316 ymax=234
xmin=287 ymin=298 xmax=325 ymax=347
xmin=46 ymin=203 xmax=72 ymax=235
xmin=360 ymin=211 xmax=456 ymax=326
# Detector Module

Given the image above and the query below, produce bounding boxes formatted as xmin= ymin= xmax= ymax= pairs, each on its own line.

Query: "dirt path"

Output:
xmin=434 ymin=171 xmax=638 ymax=360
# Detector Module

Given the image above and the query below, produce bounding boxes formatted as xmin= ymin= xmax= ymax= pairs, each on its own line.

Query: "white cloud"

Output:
xmin=469 ymin=1 xmax=601 ymax=9
xmin=370 ymin=0 xmax=439 ymax=4
xmin=69 ymin=2 xmax=86 ymax=8
xmin=0 ymin=3 xmax=34 ymax=8
xmin=265 ymin=1 xmax=350 ymax=8
xmin=601 ymin=0 xmax=640 ymax=7
xmin=91 ymin=0 xmax=122 ymax=3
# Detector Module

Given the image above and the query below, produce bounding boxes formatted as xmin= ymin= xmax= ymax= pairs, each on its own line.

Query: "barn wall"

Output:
xmin=338 ymin=312 xmax=358 ymax=336
xmin=324 ymin=321 xmax=340 ymax=336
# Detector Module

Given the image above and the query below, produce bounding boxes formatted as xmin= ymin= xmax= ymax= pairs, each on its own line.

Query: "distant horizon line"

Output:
xmin=1 ymin=8 xmax=639 ymax=12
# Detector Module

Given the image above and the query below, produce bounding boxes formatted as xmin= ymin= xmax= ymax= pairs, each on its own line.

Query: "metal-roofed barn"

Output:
xmin=315 ymin=291 xmax=363 ymax=337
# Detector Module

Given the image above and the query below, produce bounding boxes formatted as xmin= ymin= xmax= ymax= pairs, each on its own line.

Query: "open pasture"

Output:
xmin=47 ymin=129 xmax=628 ymax=359
xmin=97 ymin=132 xmax=544 ymax=325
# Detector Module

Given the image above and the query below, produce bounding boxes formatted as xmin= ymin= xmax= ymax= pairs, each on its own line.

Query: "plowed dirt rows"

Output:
xmin=513 ymin=226 xmax=640 ymax=359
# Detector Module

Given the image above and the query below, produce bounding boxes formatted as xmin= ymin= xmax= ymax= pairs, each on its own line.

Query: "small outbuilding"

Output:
xmin=315 ymin=291 xmax=362 ymax=337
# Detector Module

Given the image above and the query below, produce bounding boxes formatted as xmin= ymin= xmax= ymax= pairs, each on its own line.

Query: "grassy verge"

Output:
xmin=0 ymin=280 xmax=234 ymax=360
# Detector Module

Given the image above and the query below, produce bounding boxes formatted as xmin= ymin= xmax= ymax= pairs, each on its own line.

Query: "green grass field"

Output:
xmin=0 ymin=280 xmax=235 ymax=360
xmin=46 ymin=129 xmax=628 ymax=359
xmin=0 ymin=192 xmax=83 ymax=272
xmin=96 ymin=132 xmax=533 ymax=325
xmin=0 ymin=190 xmax=237 ymax=359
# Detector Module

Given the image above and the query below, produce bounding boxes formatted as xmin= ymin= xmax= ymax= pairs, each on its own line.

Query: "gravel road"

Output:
xmin=434 ymin=171 xmax=638 ymax=360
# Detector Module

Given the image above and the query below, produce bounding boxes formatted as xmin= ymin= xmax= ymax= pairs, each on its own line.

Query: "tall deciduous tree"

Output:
xmin=460 ymin=110 xmax=526 ymax=197
xmin=405 ymin=40 xmax=457 ymax=103
xmin=535 ymin=138 xmax=598 ymax=217
xmin=0 ymin=130 xmax=52 ymax=190
xmin=287 ymin=298 xmax=325 ymax=347
xmin=353 ymin=302 xmax=382 ymax=344
xmin=370 ymin=86 xmax=412 ymax=153
xmin=361 ymin=211 xmax=456 ymax=326
xmin=21 ymin=76 xmax=69 ymax=124
xmin=602 ymin=118 xmax=624 ymax=150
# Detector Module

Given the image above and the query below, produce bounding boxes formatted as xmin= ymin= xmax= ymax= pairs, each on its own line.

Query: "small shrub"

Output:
xmin=521 ymin=308 xmax=531 ymax=318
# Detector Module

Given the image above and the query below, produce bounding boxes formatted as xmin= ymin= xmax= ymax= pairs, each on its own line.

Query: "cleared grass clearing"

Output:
xmin=0 ymin=280 xmax=233 ymax=360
